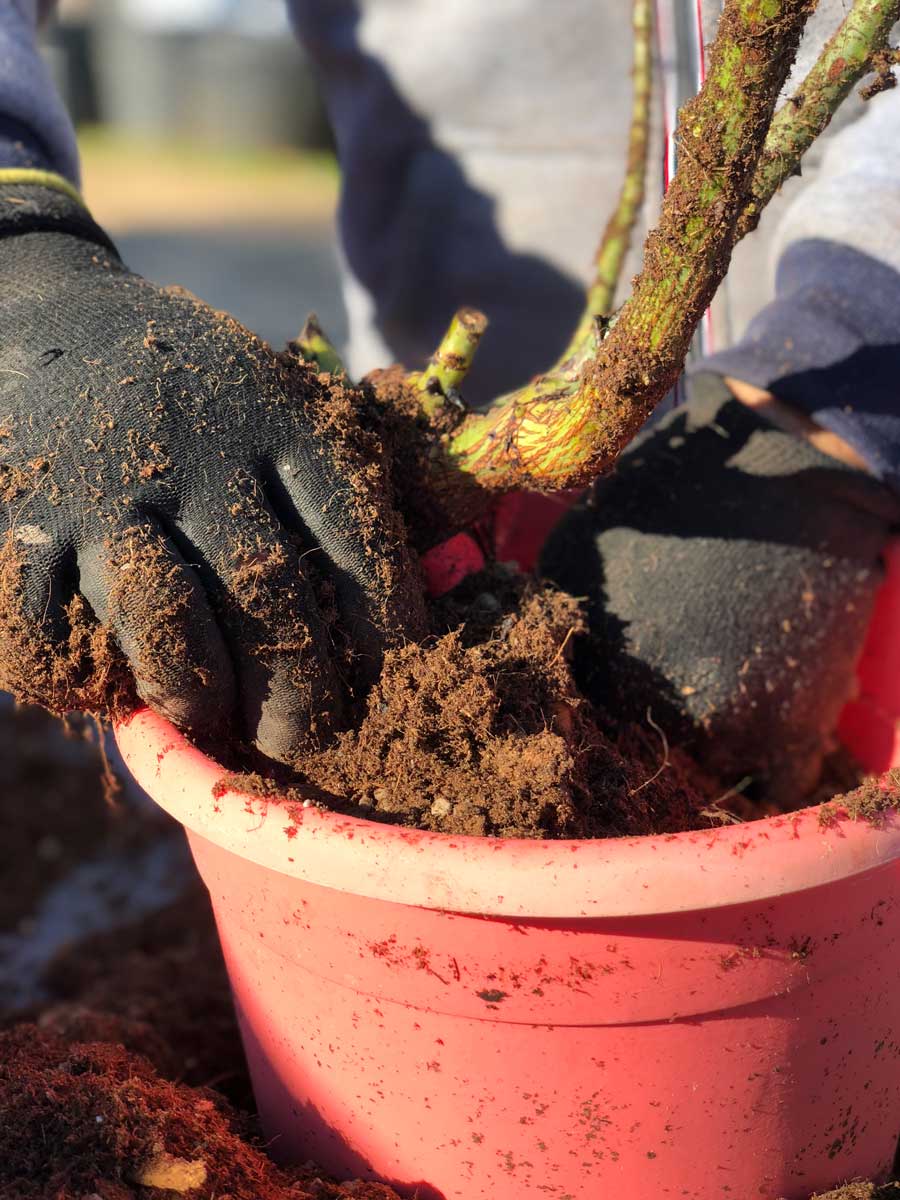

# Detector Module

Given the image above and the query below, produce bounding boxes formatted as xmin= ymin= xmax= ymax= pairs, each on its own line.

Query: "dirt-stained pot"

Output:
xmin=116 ymin=541 xmax=900 ymax=1200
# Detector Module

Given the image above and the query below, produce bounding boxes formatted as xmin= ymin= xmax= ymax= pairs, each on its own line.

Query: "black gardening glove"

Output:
xmin=540 ymin=376 xmax=900 ymax=805
xmin=0 ymin=182 xmax=424 ymax=763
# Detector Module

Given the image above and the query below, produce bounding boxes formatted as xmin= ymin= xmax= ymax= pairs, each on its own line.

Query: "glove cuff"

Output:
xmin=0 ymin=171 xmax=118 ymax=256
xmin=686 ymin=372 xmax=900 ymax=527
xmin=692 ymin=240 xmax=900 ymax=492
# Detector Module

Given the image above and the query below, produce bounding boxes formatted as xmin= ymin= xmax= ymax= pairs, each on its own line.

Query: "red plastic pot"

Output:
xmin=117 ymin=541 xmax=900 ymax=1200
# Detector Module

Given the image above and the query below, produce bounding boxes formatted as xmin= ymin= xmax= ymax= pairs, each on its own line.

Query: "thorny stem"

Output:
xmin=440 ymin=0 xmax=818 ymax=494
xmin=291 ymin=313 xmax=346 ymax=376
xmin=737 ymin=0 xmax=900 ymax=239
xmin=563 ymin=0 xmax=654 ymax=363
xmin=409 ymin=307 xmax=488 ymax=416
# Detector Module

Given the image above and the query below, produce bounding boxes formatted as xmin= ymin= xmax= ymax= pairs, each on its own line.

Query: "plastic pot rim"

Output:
xmin=116 ymin=707 xmax=900 ymax=920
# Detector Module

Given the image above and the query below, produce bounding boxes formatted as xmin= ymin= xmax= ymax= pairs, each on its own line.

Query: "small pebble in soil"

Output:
xmin=430 ymin=796 xmax=453 ymax=818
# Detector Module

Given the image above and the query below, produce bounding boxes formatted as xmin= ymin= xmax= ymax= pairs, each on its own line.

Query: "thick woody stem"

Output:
xmin=410 ymin=307 xmax=488 ymax=416
xmin=737 ymin=0 xmax=900 ymax=240
xmin=564 ymin=0 xmax=654 ymax=362
xmin=444 ymin=0 xmax=816 ymax=493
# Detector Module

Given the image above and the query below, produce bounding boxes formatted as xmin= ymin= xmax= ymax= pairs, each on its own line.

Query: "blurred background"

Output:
xmin=40 ymin=0 xmax=346 ymax=352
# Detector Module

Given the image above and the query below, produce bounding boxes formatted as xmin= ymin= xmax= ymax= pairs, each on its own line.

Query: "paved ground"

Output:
xmin=116 ymin=227 xmax=347 ymax=353
xmin=80 ymin=130 xmax=347 ymax=351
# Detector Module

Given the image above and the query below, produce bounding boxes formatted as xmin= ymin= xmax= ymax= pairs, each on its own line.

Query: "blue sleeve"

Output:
xmin=697 ymin=239 xmax=900 ymax=493
xmin=0 ymin=1 xmax=79 ymax=183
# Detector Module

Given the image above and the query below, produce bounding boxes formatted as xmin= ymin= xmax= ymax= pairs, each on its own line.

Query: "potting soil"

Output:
xmin=283 ymin=564 xmax=880 ymax=839
xmin=291 ymin=571 xmax=729 ymax=837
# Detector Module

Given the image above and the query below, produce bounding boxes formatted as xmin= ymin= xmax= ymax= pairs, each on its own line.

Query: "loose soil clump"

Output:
xmin=818 ymin=768 xmax=900 ymax=829
xmin=214 ymin=559 xmax=880 ymax=841
xmin=292 ymin=568 xmax=723 ymax=838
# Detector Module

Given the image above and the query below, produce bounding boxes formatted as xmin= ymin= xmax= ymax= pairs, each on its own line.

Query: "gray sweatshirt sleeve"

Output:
xmin=0 ymin=0 xmax=80 ymax=183
xmin=700 ymin=85 xmax=900 ymax=490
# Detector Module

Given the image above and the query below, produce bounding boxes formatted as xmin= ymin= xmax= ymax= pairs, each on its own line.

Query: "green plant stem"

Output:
xmin=291 ymin=313 xmax=346 ymax=376
xmin=737 ymin=0 xmax=900 ymax=240
xmin=410 ymin=307 xmax=487 ymax=416
xmin=564 ymin=0 xmax=654 ymax=363
xmin=412 ymin=0 xmax=649 ymax=426
xmin=444 ymin=0 xmax=816 ymax=494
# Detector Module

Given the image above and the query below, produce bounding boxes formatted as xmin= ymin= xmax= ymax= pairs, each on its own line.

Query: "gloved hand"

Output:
xmin=540 ymin=376 xmax=900 ymax=806
xmin=0 ymin=179 xmax=424 ymax=763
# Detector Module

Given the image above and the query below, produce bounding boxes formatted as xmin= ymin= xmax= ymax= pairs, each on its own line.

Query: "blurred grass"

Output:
xmin=77 ymin=125 xmax=340 ymax=232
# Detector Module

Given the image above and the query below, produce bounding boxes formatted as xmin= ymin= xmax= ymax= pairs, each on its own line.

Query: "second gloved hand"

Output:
xmin=540 ymin=377 xmax=899 ymax=805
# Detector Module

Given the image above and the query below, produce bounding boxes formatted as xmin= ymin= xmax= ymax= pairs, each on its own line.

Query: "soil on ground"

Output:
xmin=812 ymin=1186 xmax=900 ymax=1199
xmin=292 ymin=570 xmax=726 ymax=838
xmin=0 ymin=1025 xmax=399 ymax=1200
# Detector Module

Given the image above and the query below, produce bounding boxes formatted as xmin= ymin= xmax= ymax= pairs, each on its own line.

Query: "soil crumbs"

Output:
xmin=294 ymin=570 xmax=727 ymax=838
